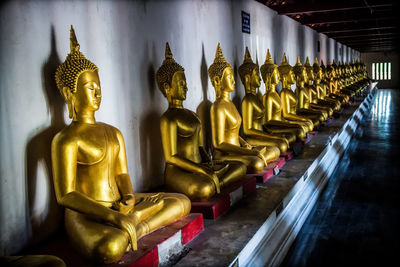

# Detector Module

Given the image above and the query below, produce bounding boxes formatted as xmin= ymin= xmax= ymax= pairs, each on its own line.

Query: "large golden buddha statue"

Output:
xmin=292 ymin=56 xmax=327 ymax=126
xmin=278 ymin=54 xmax=314 ymax=131
xmin=157 ymin=43 xmax=246 ymax=201
xmin=304 ymin=57 xmax=333 ymax=117
xmin=239 ymin=47 xmax=290 ymax=153
xmin=209 ymin=44 xmax=280 ymax=173
xmin=261 ymin=49 xmax=306 ymax=140
xmin=52 ymin=26 xmax=190 ymax=264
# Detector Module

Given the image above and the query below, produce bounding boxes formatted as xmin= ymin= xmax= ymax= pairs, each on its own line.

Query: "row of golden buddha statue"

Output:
xmin=50 ymin=26 xmax=369 ymax=264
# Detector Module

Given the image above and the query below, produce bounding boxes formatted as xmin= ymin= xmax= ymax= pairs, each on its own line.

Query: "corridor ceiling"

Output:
xmin=258 ymin=0 xmax=399 ymax=53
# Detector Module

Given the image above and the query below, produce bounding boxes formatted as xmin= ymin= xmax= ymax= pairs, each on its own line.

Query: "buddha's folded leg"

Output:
xmin=214 ymin=161 xmax=246 ymax=188
xmin=135 ymin=192 xmax=191 ymax=236
xmin=65 ymin=209 xmax=129 ymax=264
xmin=215 ymin=153 xmax=264 ymax=174
xmin=261 ymin=145 xmax=281 ymax=162
xmin=165 ymin=164 xmax=216 ymax=201
xmin=246 ymin=136 xmax=288 ymax=153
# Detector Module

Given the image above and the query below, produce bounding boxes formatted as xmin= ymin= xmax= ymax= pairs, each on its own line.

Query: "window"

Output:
xmin=372 ymin=62 xmax=391 ymax=80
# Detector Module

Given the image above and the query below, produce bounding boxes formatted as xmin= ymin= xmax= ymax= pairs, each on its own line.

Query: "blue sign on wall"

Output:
xmin=242 ymin=11 xmax=250 ymax=34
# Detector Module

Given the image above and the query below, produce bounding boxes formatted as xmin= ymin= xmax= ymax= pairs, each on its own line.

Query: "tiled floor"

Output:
xmin=281 ymin=89 xmax=400 ymax=267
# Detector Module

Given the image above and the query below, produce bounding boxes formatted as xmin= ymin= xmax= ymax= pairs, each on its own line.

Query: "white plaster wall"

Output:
xmin=0 ymin=0 xmax=359 ymax=255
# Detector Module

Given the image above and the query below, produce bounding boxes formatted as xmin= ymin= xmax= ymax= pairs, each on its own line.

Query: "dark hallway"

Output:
xmin=281 ymin=89 xmax=400 ymax=266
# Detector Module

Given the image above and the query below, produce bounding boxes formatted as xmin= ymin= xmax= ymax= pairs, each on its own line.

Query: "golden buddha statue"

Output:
xmin=157 ymin=43 xmax=246 ymax=201
xmin=312 ymin=58 xmax=341 ymax=112
xmin=304 ymin=57 xmax=333 ymax=118
xmin=52 ymin=26 xmax=190 ymax=264
xmin=292 ymin=56 xmax=325 ymax=127
xmin=278 ymin=54 xmax=314 ymax=131
xmin=261 ymin=49 xmax=306 ymax=140
xmin=209 ymin=44 xmax=280 ymax=173
xmin=239 ymin=47 xmax=290 ymax=153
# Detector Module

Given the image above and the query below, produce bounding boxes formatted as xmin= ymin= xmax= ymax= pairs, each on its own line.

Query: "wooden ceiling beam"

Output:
xmin=302 ymin=13 xmax=394 ymax=25
xmin=332 ymin=32 xmax=399 ymax=40
xmin=273 ymin=1 xmax=393 ymax=15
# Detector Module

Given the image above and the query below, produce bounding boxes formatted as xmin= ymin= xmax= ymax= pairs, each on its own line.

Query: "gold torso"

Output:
xmin=162 ymin=108 xmax=202 ymax=164
xmin=56 ymin=122 xmax=121 ymax=204
xmin=212 ymin=98 xmax=242 ymax=147
xmin=263 ymin=91 xmax=283 ymax=121
xmin=243 ymin=94 xmax=264 ymax=131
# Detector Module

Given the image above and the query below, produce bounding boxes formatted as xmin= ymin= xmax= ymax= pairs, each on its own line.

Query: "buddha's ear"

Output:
xmin=61 ymin=87 xmax=71 ymax=101
xmin=245 ymin=74 xmax=251 ymax=85
xmin=62 ymin=87 xmax=74 ymax=119
xmin=164 ymin=82 xmax=172 ymax=102
xmin=212 ymin=76 xmax=220 ymax=87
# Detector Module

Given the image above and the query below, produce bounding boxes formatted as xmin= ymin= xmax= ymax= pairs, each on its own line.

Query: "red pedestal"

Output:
xmin=114 ymin=213 xmax=204 ymax=267
xmin=190 ymin=176 xmax=257 ymax=220
xmin=246 ymin=157 xmax=286 ymax=183
xmin=281 ymin=150 xmax=294 ymax=160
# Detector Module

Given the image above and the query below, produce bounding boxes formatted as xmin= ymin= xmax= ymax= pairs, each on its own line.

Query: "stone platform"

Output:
xmin=175 ymin=83 xmax=377 ymax=267
xmin=190 ymin=176 xmax=257 ymax=220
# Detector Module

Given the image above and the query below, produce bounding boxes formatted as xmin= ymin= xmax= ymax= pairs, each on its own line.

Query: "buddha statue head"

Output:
xmin=313 ymin=58 xmax=323 ymax=82
xmin=55 ymin=25 xmax=100 ymax=121
xmin=292 ymin=56 xmax=308 ymax=85
xmin=156 ymin=43 xmax=187 ymax=104
xmin=261 ymin=49 xmax=280 ymax=91
xmin=304 ymin=57 xmax=314 ymax=83
xmin=278 ymin=53 xmax=295 ymax=88
xmin=208 ymin=43 xmax=234 ymax=97
xmin=238 ymin=47 xmax=260 ymax=94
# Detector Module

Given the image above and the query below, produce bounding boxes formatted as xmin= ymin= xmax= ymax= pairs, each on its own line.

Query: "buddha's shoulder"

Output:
xmin=52 ymin=122 xmax=122 ymax=146
xmin=161 ymin=108 xmax=199 ymax=122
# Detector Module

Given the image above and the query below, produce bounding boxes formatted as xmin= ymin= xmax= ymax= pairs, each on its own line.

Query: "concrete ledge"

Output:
xmin=176 ymin=83 xmax=377 ymax=267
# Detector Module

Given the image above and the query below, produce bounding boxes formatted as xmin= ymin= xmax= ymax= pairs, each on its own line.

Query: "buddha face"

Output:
xmin=271 ymin=67 xmax=280 ymax=86
xmin=301 ymin=69 xmax=308 ymax=84
xmin=251 ymin=68 xmax=261 ymax=88
xmin=314 ymin=69 xmax=322 ymax=81
xmin=169 ymin=71 xmax=187 ymax=100
xmin=74 ymin=70 xmax=101 ymax=113
xmin=287 ymin=70 xmax=295 ymax=85
xmin=221 ymin=67 xmax=235 ymax=92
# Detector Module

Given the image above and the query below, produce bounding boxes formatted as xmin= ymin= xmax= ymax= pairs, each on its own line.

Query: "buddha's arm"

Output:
xmin=297 ymin=89 xmax=305 ymax=108
xmin=242 ymin=100 xmax=285 ymax=141
xmin=211 ymin=106 xmax=258 ymax=156
xmin=51 ymin=133 xmax=138 ymax=249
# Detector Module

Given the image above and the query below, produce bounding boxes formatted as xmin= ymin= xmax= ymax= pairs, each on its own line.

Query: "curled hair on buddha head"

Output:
xmin=238 ymin=47 xmax=258 ymax=85
xmin=260 ymin=49 xmax=277 ymax=82
xmin=292 ymin=56 xmax=304 ymax=77
xmin=208 ymin=43 xmax=232 ymax=82
xmin=278 ymin=53 xmax=292 ymax=76
xmin=156 ymin=42 xmax=184 ymax=97
xmin=55 ymin=25 xmax=98 ymax=95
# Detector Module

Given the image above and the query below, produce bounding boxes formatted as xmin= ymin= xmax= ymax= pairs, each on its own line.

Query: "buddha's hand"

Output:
xmin=202 ymin=166 xmax=221 ymax=194
xmin=253 ymin=146 xmax=267 ymax=166
xmin=114 ymin=213 xmax=138 ymax=251
xmin=118 ymin=194 xmax=135 ymax=215
xmin=243 ymin=142 xmax=253 ymax=150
